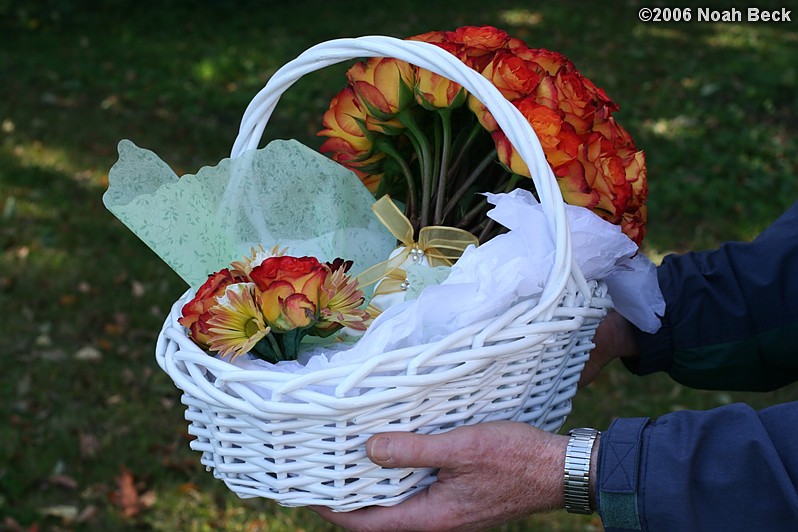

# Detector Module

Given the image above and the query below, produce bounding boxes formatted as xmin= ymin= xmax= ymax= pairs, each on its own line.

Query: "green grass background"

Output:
xmin=1 ymin=0 xmax=796 ymax=529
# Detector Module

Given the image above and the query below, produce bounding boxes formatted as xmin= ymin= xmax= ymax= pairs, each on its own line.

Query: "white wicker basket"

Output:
xmin=155 ymin=36 xmax=613 ymax=511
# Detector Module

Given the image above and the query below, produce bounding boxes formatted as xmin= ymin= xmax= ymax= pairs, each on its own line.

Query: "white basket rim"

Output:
xmin=157 ymin=286 xmax=610 ymax=413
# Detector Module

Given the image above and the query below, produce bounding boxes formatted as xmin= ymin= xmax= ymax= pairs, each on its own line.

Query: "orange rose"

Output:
xmin=514 ymin=99 xmax=563 ymax=154
xmin=578 ymin=75 xmax=618 ymax=115
xmin=493 ymin=130 xmax=523 ymax=176
xmin=467 ymin=95 xmax=498 ymax=133
xmin=480 ymin=51 xmax=542 ymax=100
xmin=493 ymin=99 xmax=573 ymax=174
xmin=561 ymin=132 xmax=645 ymax=239
xmin=321 ymin=135 xmax=385 ymax=192
xmin=494 ymin=128 xmax=601 ymax=211
xmin=444 ymin=25 xmax=511 ymax=70
xmin=414 ymin=66 xmax=466 ymax=110
xmin=592 ymin=154 xmax=631 ymax=220
xmin=319 ymin=86 xmax=387 ymax=190
xmin=552 ymin=70 xmax=600 ymax=134
xmin=250 ymin=256 xmax=327 ymax=295
xmin=621 ymin=204 xmax=647 ymax=246
xmin=554 ymin=158 xmax=602 ymax=209
xmin=346 ymin=57 xmax=415 ymax=120
xmin=515 ymin=47 xmax=617 ymax=113
xmin=593 ymin=115 xmax=636 ymax=150
xmin=620 ymin=150 xmax=648 ymax=245
xmin=408 ymin=32 xmax=468 ymax=110
xmin=623 ymin=150 xmax=648 ymax=206
xmin=513 ymin=47 xmax=571 ymax=76
xmin=250 ymin=256 xmax=328 ymax=332
xmin=408 ymin=30 xmax=448 ymax=44
xmin=447 ymin=25 xmax=510 ymax=51
xmin=259 ymin=283 xmax=317 ymax=332
xmin=319 ymin=86 xmax=373 ymax=155
xmin=178 ymin=269 xmax=246 ymax=347
xmin=534 ymin=74 xmax=559 ymax=111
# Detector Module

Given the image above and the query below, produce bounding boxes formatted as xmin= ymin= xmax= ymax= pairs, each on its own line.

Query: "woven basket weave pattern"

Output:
xmin=155 ymin=36 xmax=613 ymax=510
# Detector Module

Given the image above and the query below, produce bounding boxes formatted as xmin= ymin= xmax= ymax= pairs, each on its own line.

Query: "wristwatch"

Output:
xmin=564 ymin=427 xmax=600 ymax=514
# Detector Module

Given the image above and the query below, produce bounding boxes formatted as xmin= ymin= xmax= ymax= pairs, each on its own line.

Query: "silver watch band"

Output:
xmin=564 ymin=427 xmax=600 ymax=514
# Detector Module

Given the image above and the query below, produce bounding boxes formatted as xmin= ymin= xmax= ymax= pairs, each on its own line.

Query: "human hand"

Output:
xmin=579 ymin=309 xmax=639 ymax=387
xmin=312 ymin=421 xmax=568 ymax=531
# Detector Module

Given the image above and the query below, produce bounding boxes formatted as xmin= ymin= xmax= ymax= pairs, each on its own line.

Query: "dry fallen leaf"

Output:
xmin=108 ymin=468 xmax=157 ymax=519
xmin=109 ymin=467 xmax=140 ymax=518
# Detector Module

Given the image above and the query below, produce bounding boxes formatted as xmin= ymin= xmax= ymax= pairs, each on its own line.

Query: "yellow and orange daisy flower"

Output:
xmin=206 ymin=284 xmax=270 ymax=360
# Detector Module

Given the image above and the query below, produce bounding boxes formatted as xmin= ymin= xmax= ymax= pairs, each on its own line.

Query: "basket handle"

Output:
xmin=231 ymin=36 xmax=587 ymax=315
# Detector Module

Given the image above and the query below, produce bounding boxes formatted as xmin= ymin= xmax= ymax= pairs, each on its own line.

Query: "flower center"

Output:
xmin=244 ymin=318 xmax=260 ymax=338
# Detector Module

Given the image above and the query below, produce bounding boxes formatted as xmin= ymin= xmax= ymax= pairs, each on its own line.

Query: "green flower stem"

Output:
xmin=456 ymin=196 xmax=488 ymax=229
xmin=458 ymin=172 xmax=521 ymax=234
xmin=434 ymin=109 xmax=453 ymax=225
xmin=375 ymin=138 xmax=418 ymax=223
xmin=465 ymin=172 xmax=523 ymax=238
xmin=443 ymin=148 xmax=497 ymax=222
xmin=396 ymin=128 xmax=426 ymax=225
xmin=266 ymin=333 xmax=284 ymax=362
xmin=398 ymin=109 xmax=434 ymax=228
xmin=431 ymin=115 xmax=443 ymax=215
xmin=499 ymin=173 xmax=522 ymax=194
xmin=477 ymin=218 xmax=498 ymax=243
xmin=447 ymin=121 xmax=484 ymax=183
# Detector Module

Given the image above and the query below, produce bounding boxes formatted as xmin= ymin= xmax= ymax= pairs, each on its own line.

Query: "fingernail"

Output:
xmin=369 ymin=436 xmax=392 ymax=463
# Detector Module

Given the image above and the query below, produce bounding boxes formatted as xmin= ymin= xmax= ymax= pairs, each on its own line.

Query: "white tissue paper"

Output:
xmin=228 ymin=188 xmax=665 ymax=385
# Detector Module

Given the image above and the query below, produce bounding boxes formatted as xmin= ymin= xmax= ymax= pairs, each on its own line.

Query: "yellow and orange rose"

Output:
xmin=250 ymin=256 xmax=327 ymax=332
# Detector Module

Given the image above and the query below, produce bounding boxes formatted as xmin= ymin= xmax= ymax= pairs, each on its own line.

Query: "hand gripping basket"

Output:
xmin=155 ymin=36 xmax=613 ymax=511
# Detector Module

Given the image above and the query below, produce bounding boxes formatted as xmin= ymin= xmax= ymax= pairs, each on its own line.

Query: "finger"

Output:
xmin=366 ymin=429 xmax=475 ymax=469
xmin=577 ymin=358 xmax=600 ymax=388
xmin=310 ymin=488 xmax=450 ymax=531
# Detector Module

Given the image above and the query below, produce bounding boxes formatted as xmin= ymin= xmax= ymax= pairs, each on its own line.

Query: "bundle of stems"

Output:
xmin=373 ymin=104 xmax=535 ymax=243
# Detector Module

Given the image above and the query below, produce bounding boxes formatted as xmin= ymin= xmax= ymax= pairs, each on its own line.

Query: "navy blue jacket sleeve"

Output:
xmin=623 ymin=200 xmax=798 ymax=391
xmin=598 ymin=202 xmax=798 ymax=529
xmin=598 ymin=402 xmax=798 ymax=531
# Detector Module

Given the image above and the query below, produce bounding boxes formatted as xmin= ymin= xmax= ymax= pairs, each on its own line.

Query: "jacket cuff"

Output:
xmin=621 ymin=252 xmax=675 ymax=376
xmin=598 ymin=417 xmax=650 ymax=531
xmin=621 ymin=315 xmax=674 ymax=376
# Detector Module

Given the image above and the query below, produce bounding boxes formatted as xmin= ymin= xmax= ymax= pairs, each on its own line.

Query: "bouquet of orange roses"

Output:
xmin=319 ymin=25 xmax=647 ymax=246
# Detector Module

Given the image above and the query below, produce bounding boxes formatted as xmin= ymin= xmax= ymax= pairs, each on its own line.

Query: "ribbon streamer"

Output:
xmin=371 ymin=268 xmax=411 ymax=298
xmin=356 ymin=195 xmax=479 ymax=291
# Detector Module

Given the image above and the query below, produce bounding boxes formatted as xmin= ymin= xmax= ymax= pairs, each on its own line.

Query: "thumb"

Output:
xmin=366 ymin=430 xmax=465 ymax=469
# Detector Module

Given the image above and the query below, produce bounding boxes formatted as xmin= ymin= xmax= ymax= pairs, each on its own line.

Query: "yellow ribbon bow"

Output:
xmin=356 ymin=195 xmax=479 ymax=295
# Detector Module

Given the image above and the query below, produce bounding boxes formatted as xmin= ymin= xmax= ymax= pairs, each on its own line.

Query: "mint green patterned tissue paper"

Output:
xmin=103 ymin=139 xmax=396 ymax=287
